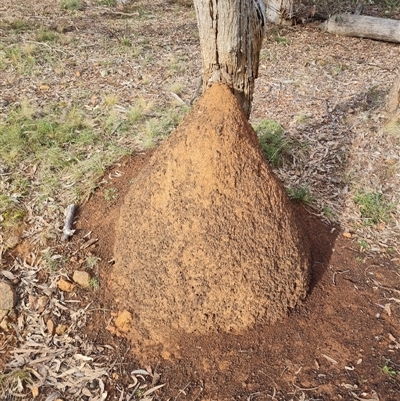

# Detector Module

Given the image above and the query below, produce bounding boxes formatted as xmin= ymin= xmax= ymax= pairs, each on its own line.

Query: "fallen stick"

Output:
xmin=320 ymin=14 xmax=400 ymax=43
xmin=61 ymin=204 xmax=77 ymax=241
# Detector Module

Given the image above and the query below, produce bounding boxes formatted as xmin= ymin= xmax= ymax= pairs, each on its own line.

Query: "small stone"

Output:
xmin=47 ymin=319 xmax=55 ymax=335
xmin=55 ymin=324 xmax=69 ymax=335
xmin=0 ymin=281 xmax=16 ymax=321
xmin=342 ymin=232 xmax=352 ymax=238
xmin=72 ymin=270 xmax=91 ymax=288
xmin=57 ymin=278 xmax=74 ymax=292
xmin=114 ymin=310 xmax=132 ymax=333
xmin=31 ymin=386 xmax=39 ymax=398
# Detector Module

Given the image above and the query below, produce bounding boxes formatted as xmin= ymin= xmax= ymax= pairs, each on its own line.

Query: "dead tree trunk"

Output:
xmin=265 ymin=0 xmax=293 ymax=25
xmin=193 ymin=0 xmax=265 ymax=118
xmin=320 ymin=14 xmax=400 ymax=43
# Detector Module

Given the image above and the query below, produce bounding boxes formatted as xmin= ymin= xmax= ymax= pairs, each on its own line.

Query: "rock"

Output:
xmin=72 ymin=270 xmax=91 ymax=288
xmin=114 ymin=310 xmax=132 ymax=333
xmin=0 ymin=281 xmax=16 ymax=322
xmin=57 ymin=278 xmax=74 ymax=292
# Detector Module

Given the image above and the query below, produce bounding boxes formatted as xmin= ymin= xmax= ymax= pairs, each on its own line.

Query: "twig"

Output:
xmin=332 ymin=269 xmax=350 ymax=285
xmin=61 ymin=204 xmax=77 ymax=241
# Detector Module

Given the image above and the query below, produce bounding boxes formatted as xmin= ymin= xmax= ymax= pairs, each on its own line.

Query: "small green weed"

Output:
xmin=380 ymin=359 xmax=400 ymax=377
xmin=86 ymin=255 xmax=100 ymax=269
xmin=104 ymin=187 xmax=118 ymax=201
xmin=254 ymin=119 xmax=287 ymax=166
xmin=60 ymin=0 xmax=83 ymax=10
xmin=353 ymin=191 xmax=396 ymax=225
xmin=357 ymin=239 xmax=369 ymax=250
xmin=0 ymin=369 xmax=33 ymax=398
xmin=42 ymin=249 xmax=66 ymax=272
xmin=287 ymin=186 xmax=315 ymax=204
xmin=322 ymin=205 xmax=334 ymax=220
xmin=89 ymin=277 xmax=100 ymax=290
xmin=274 ymin=34 xmax=290 ymax=45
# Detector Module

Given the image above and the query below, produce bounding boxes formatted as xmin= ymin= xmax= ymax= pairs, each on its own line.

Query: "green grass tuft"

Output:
xmin=60 ymin=0 xmax=83 ymax=10
xmin=353 ymin=191 xmax=396 ymax=225
xmin=254 ymin=119 xmax=287 ymax=167
xmin=287 ymin=186 xmax=315 ymax=204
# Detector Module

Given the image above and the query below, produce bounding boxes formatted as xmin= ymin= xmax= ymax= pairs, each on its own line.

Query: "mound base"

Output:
xmin=110 ymin=84 xmax=311 ymax=347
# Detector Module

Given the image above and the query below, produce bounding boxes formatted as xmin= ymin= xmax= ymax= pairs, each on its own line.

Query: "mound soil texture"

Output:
xmin=110 ymin=84 xmax=311 ymax=348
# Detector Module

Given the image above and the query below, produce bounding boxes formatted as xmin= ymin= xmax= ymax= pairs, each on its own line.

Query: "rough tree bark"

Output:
xmin=193 ymin=0 xmax=266 ymax=118
xmin=265 ymin=0 xmax=293 ymax=25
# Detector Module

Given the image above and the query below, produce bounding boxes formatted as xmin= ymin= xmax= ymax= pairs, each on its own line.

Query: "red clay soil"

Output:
xmin=108 ymin=83 xmax=311 ymax=350
xmin=74 ymin=89 xmax=400 ymax=400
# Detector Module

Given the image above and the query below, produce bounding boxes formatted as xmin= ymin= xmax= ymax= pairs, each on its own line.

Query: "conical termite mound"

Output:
xmin=109 ymin=83 xmax=311 ymax=346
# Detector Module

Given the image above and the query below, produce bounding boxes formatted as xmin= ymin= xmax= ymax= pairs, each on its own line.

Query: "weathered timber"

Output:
xmin=320 ymin=14 xmax=400 ymax=43
xmin=193 ymin=0 xmax=265 ymax=117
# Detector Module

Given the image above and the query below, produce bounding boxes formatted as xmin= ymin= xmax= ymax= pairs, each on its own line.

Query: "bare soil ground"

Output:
xmin=1 ymin=1 xmax=400 ymax=400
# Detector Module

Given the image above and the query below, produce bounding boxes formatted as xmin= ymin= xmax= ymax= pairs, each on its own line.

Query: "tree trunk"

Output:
xmin=320 ymin=14 xmax=400 ymax=43
xmin=265 ymin=0 xmax=293 ymax=25
xmin=193 ymin=0 xmax=265 ymax=118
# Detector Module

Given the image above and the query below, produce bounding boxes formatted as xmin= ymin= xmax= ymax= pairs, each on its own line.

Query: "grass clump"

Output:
xmin=60 ymin=0 xmax=83 ymax=10
xmin=7 ymin=19 xmax=33 ymax=33
xmin=86 ymin=255 xmax=101 ymax=269
xmin=287 ymin=186 xmax=315 ymax=204
xmin=353 ymin=191 xmax=396 ymax=225
xmin=35 ymin=29 xmax=59 ymax=43
xmin=254 ymin=119 xmax=287 ymax=166
xmin=89 ymin=277 xmax=100 ymax=290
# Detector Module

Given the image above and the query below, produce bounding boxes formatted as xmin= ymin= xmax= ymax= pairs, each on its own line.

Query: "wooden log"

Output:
xmin=320 ymin=14 xmax=400 ymax=43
